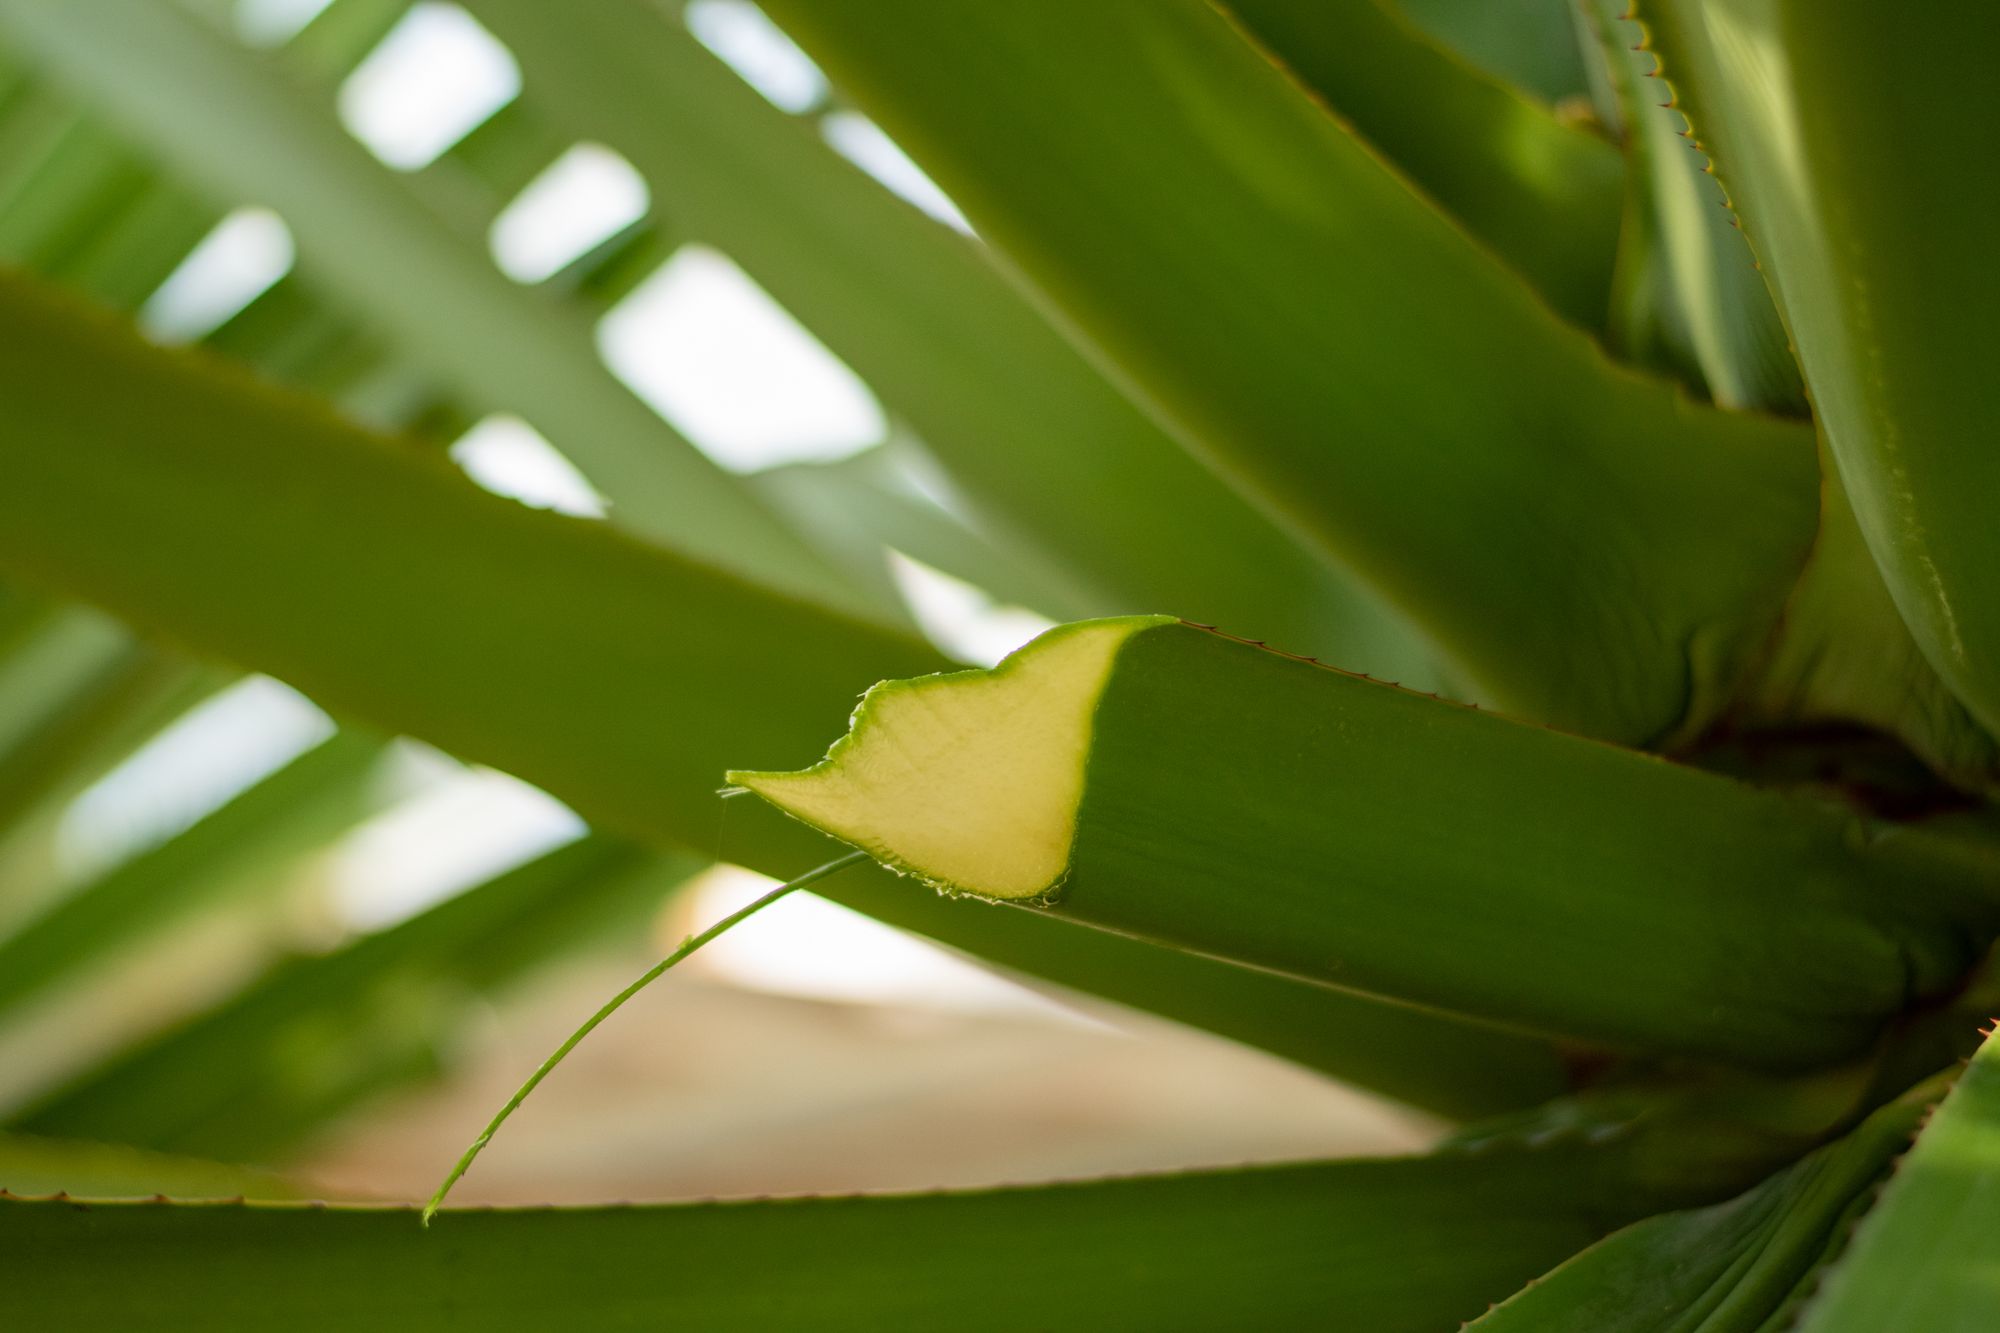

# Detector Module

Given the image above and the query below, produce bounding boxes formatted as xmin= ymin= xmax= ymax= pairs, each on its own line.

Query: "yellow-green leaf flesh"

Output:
xmin=0 ymin=264 xmax=1565 ymax=1119
xmin=742 ymin=619 xmax=2000 ymax=1069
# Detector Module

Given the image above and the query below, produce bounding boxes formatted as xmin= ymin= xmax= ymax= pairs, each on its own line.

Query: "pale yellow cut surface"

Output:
xmin=730 ymin=617 xmax=1165 ymax=900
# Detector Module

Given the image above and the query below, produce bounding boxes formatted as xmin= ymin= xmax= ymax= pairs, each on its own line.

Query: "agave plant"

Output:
xmin=1 ymin=0 xmax=1997 ymax=1326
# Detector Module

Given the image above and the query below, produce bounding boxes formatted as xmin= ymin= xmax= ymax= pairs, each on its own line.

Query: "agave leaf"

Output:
xmin=0 ymin=263 xmax=944 ymax=853
xmin=1470 ymin=1070 xmax=1945 ymax=1330
xmin=274 ymin=0 xmax=407 ymax=78
xmin=0 ymin=111 xmax=155 ymax=272
xmin=201 ymin=277 xmax=391 ymax=407
xmin=1578 ymin=0 xmax=1802 ymax=413
xmin=0 ymin=730 xmax=389 ymax=1024
xmin=1640 ymin=0 xmax=2000 ymax=739
xmin=0 ymin=611 xmax=197 ymax=842
xmin=734 ymin=618 xmax=2000 ymax=1068
xmin=753 ymin=450 xmax=1100 ymax=624
xmin=10 ymin=838 xmax=697 ymax=1161
xmin=0 ymin=1132 xmax=300 ymax=1200
xmin=436 ymin=99 xmax=572 ymax=218
xmin=0 ymin=46 xmax=460 ymax=432
xmin=1790 ymin=1027 xmax=2000 ymax=1330
xmin=1224 ymin=0 xmax=1624 ymax=325
xmin=0 ymin=1143 xmax=1655 ymax=1332
xmin=0 ymin=0 xmax=859 ymax=613
xmin=1390 ymin=0 xmax=1596 ymax=104
xmin=1742 ymin=463 xmax=1999 ymax=793
xmin=760 ymin=0 xmax=1820 ymax=744
xmin=0 ymin=605 xmax=131 ymax=774
xmin=0 ymin=262 xmax=1567 ymax=1117
xmin=0 ymin=582 xmax=48 ymax=653
xmin=460 ymin=0 xmax=1422 ymax=674
xmin=48 ymin=176 xmax=216 ymax=308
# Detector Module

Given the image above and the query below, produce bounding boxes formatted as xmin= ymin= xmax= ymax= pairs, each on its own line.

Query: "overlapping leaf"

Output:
xmin=2 ymin=1142 xmax=1652 ymax=1332
xmin=762 ymin=0 xmax=1820 ymax=743
xmin=1641 ymin=1 xmax=2000 ymax=740
xmin=0 ymin=262 xmax=1566 ymax=1117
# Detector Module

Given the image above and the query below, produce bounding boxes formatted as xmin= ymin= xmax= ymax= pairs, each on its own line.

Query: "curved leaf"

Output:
xmin=1579 ymin=0 xmax=1803 ymax=412
xmin=1391 ymin=0 xmax=1596 ymax=105
xmin=1794 ymin=1027 xmax=2000 ymax=1330
xmin=736 ymin=618 xmax=2000 ymax=1068
xmin=761 ymin=0 xmax=1821 ymax=744
xmin=0 ymin=1132 xmax=299 ymax=1201
xmin=1471 ymin=1071 xmax=1944 ymax=1330
xmin=0 ymin=1145 xmax=1647 ymax=1332
xmin=10 ymin=838 xmax=697 ymax=1160
xmin=0 ymin=262 xmax=1567 ymax=1117
xmin=461 ymin=0 xmax=1424 ymax=673
xmin=0 ymin=730 xmax=389 ymax=1023
xmin=1225 ymin=0 xmax=1623 ymax=325
xmin=1640 ymin=0 xmax=2000 ymax=738
xmin=0 ymin=0 xmax=858 ymax=612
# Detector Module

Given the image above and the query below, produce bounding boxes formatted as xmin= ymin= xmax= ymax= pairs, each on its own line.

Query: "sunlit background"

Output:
xmin=0 ymin=0 xmax=1437 ymax=1204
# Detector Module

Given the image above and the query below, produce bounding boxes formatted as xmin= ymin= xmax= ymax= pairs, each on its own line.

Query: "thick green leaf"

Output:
xmin=203 ymin=278 xmax=390 ymax=404
xmin=50 ymin=176 xmax=216 ymax=308
xmin=1224 ymin=0 xmax=1623 ymax=325
xmin=0 ymin=0 xmax=859 ymax=613
xmin=0 ymin=110 xmax=154 ymax=274
xmin=1743 ymin=464 xmax=1999 ymax=792
xmin=276 ymin=0 xmax=409 ymax=79
xmin=1470 ymin=1070 xmax=1945 ymax=1331
xmin=12 ymin=838 xmax=698 ymax=1161
xmin=1390 ymin=0 xmax=1595 ymax=105
xmin=0 ymin=1145 xmax=1650 ymax=1331
xmin=736 ymin=618 xmax=2000 ymax=1068
xmin=829 ymin=862 xmax=1573 ymax=1121
xmin=1580 ymin=0 xmax=1802 ymax=413
xmin=1792 ymin=1029 xmax=2000 ymax=1330
xmin=0 ymin=52 xmax=415 ymax=418
xmin=435 ymin=99 xmax=572 ymax=223
xmin=0 ymin=1132 xmax=299 ymax=1200
xmin=0 ymin=263 xmax=942 ymax=854
xmin=753 ymin=449 xmax=1099 ymax=624
xmin=0 ymin=610 xmax=196 ymax=841
xmin=0 ymin=604 xmax=128 ymax=768
xmin=762 ymin=0 xmax=1821 ymax=744
xmin=1640 ymin=1 xmax=2000 ymax=738
xmin=0 ymin=582 xmax=48 ymax=654
xmin=0 ymin=262 xmax=1567 ymax=1117
xmin=0 ymin=730 xmax=388 ymax=1023
xmin=461 ymin=0 xmax=1422 ymax=674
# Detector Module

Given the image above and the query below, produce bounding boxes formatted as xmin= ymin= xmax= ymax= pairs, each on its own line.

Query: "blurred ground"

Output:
xmin=296 ymin=955 xmax=1435 ymax=1205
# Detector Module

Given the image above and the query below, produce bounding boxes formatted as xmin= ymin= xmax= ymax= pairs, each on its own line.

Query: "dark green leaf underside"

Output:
xmin=0 ymin=1145 xmax=1641 ymax=1333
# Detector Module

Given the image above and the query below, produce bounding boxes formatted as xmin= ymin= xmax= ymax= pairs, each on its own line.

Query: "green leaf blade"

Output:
xmin=737 ymin=618 xmax=2000 ymax=1068
xmin=11 ymin=837 xmax=693 ymax=1162
xmin=1 ymin=1145 xmax=1644 ymax=1332
xmin=0 ymin=1132 xmax=301 ymax=1201
xmin=1641 ymin=0 xmax=2000 ymax=739
xmin=0 ymin=261 xmax=1563 ymax=1118
xmin=0 ymin=730 xmax=388 ymax=1024
xmin=1225 ymin=0 xmax=1625 ymax=326
xmin=1793 ymin=1028 xmax=2000 ymax=1330
xmin=0 ymin=0 xmax=859 ymax=613
xmin=760 ymin=0 xmax=1821 ymax=744
xmin=1471 ymin=1072 xmax=1945 ymax=1331
xmin=460 ymin=0 xmax=1423 ymax=672
xmin=1580 ymin=0 xmax=1804 ymax=413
